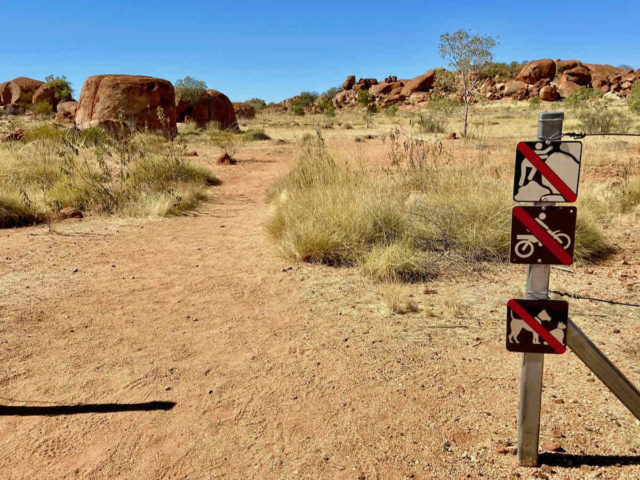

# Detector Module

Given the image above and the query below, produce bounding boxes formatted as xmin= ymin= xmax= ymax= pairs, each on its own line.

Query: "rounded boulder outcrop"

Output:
xmin=185 ymin=90 xmax=238 ymax=130
xmin=55 ymin=101 xmax=78 ymax=123
xmin=75 ymin=74 xmax=177 ymax=134
xmin=0 ymin=77 xmax=44 ymax=106
xmin=504 ymin=80 xmax=528 ymax=100
xmin=342 ymin=75 xmax=356 ymax=91
xmin=232 ymin=102 xmax=256 ymax=119
xmin=517 ymin=59 xmax=556 ymax=85
xmin=401 ymin=70 xmax=436 ymax=96
xmin=561 ymin=65 xmax=591 ymax=86
xmin=539 ymin=85 xmax=559 ymax=102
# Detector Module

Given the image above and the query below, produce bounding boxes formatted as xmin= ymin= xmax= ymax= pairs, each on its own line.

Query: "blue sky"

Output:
xmin=1 ymin=1 xmax=639 ymax=102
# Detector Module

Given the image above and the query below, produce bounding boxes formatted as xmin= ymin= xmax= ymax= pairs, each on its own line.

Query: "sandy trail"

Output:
xmin=1 ymin=140 xmax=640 ymax=479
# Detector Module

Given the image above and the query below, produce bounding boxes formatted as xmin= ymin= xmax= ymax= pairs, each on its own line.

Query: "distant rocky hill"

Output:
xmin=272 ymin=59 xmax=640 ymax=113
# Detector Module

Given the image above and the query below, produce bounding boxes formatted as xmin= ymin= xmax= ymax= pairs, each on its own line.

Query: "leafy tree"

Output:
xmin=44 ymin=75 xmax=73 ymax=100
xmin=298 ymin=91 xmax=319 ymax=107
xmin=175 ymin=76 xmax=207 ymax=107
xmin=245 ymin=98 xmax=267 ymax=112
xmin=439 ymin=30 xmax=497 ymax=136
xmin=322 ymin=87 xmax=341 ymax=99
xmin=356 ymin=90 xmax=377 ymax=127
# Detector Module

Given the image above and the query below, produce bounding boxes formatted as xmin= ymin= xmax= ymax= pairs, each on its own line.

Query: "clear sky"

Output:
xmin=1 ymin=1 xmax=639 ymax=103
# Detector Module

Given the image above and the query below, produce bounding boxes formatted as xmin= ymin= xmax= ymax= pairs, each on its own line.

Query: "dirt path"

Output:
xmin=1 ymin=140 xmax=640 ymax=479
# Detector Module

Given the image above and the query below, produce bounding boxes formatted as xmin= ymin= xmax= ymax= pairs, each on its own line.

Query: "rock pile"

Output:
xmin=274 ymin=59 xmax=639 ymax=113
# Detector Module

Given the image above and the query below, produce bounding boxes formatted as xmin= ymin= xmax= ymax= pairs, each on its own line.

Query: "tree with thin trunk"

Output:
xmin=439 ymin=30 xmax=497 ymax=137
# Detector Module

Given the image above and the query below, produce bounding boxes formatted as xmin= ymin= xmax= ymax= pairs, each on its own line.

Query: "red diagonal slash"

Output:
xmin=517 ymin=142 xmax=577 ymax=202
xmin=507 ymin=299 xmax=566 ymax=353
xmin=513 ymin=207 xmax=573 ymax=265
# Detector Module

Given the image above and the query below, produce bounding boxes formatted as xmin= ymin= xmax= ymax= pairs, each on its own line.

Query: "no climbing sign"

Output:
xmin=513 ymin=141 xmax=582 ymax=203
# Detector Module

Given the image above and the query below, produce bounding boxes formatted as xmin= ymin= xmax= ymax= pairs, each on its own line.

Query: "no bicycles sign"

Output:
xmin=510 ymin=206 xmax=577 ymax=265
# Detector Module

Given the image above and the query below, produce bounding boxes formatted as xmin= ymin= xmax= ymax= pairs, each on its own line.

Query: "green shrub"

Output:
xmin=316 ymin=97 xmax=335 ymax=117
xmin=291 ymin=103 xmax=305 ymax=116
xmin=245 ymin=98 xmax=267 ymax=112
xmin=576 ymin=99 xmax=630 ymax=134
xmin=175 ymin=76 xmax=207 ymax=107
xmin=434 ymin=68 xmax=456 ymax=94
xmin=428 ymin=96 xmax=461 ymax=116
xmin=29 ymin=101 xmax=54 ymax=116
xmin=298 ymin=91 xmax=319 ymax=107
xmin=384 ymin=105 xmax=398 ymax=117
xmin=44 ymin=75 xmax=73 ymax=100
xmin=356 ymin=89 xmax=371 ymax=107
xmin=322 ymin=87 xmax=341 ymax=99
xmin=628 ymin=83 xmax=640 ymax=114
xmin=529 ymin=96 xmax=541 ymax=110
xmin=564 ymin=87 xmax=602 ymax=110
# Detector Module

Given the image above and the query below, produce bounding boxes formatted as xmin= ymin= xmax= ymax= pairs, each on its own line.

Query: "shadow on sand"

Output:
xmin=0 ymin=401 xmax=176 ymax=416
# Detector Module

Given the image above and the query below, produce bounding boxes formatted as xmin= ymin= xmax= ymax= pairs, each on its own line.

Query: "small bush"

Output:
xmin=322 ymin=87 xmax=341 ymax=99
xmin=28 ymin=101 xmax=54 ymax=116
xmin=245 ymin=98 xmax=267 ymax=112
xmin=207 ymin=127 xmax=243 ymax=155
xmin=175 ymin=76 xmax=207 ymax=107
xmin=244 ymin=129 xmax=271 ymax=141
xmin=291 ymin=103 xmax=305 ymax=116
xmin=44 ymin=75 xmax=73 ymax=100
xmin=384 ymin=105 xmax=398 ymax=117
xmin=297 ymin=91 xmax=319 ymax=107
xmin=576 ymin=99 xmax=631 ymax=134
xmin=434 ymin=68 xmax=456 ymax=94
xmin=0 ymin=192 xmax=41 ymax=228
xmin=356 ymin=89 xmax=371 ymax=107
xmin=22 ymin=124 xmax=66 ymax=142
xmin=628 ymin=83 xmax=640 ymax=114
xmin=361 ymin=243 xmax=438 ymax=282
xmin=529 ymin=96 xmax=541 ymax=110
xmin=417 ymin=111 xmax=445 ymax=133
xmin=428 ymin=96 xmax=461 ymax=116
xmin=564 ymin=87 xmax=602 ymax=110
xmin=316 ymin=97 xmax=335 ymax=117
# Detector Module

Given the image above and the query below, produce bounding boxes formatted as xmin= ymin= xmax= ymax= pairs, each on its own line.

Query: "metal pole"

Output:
xmin=567 ymin=319 xmax=640 ymax=420
xmin=517 ymin=112 xmax=564 ymax=467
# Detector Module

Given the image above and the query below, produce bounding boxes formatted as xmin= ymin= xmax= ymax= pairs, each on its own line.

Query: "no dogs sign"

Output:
xmin=506 ymin=299 xmax=568 ymax=354
xmin=510 ymin=206 xmax=577 ymax=265
xmin=514 ymin=141 xmax=582 ymax=203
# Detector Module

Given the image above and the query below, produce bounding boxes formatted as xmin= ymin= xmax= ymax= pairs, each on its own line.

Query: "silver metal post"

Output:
xmin=518 ymin=112 xmax=564 ymax=467
xmin=567 ymin=319 xmax=640 ymax=420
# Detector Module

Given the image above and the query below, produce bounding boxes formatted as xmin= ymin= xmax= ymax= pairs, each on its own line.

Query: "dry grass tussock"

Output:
xmin=267 ymin=129 xmax=619 ymax=284
xmin=0 ymin=121 xmax=219 ymax=228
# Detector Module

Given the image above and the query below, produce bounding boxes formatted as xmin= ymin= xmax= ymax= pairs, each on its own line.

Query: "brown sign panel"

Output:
xmin=510 ymin=206 xmax=577 ymax=265
xmin=506 ymin=299 xmax=568 ymax=354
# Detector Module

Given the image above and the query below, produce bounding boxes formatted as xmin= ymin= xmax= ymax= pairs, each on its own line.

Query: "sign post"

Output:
xmin=517 ymin=111 xmax=565 ymax=467
xmin=508 ymin=112 xmax=640 ymax=467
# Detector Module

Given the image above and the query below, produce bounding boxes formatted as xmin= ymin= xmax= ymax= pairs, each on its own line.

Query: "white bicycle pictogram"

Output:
xmin=514 ymin=213 xmax=571 ymax=259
